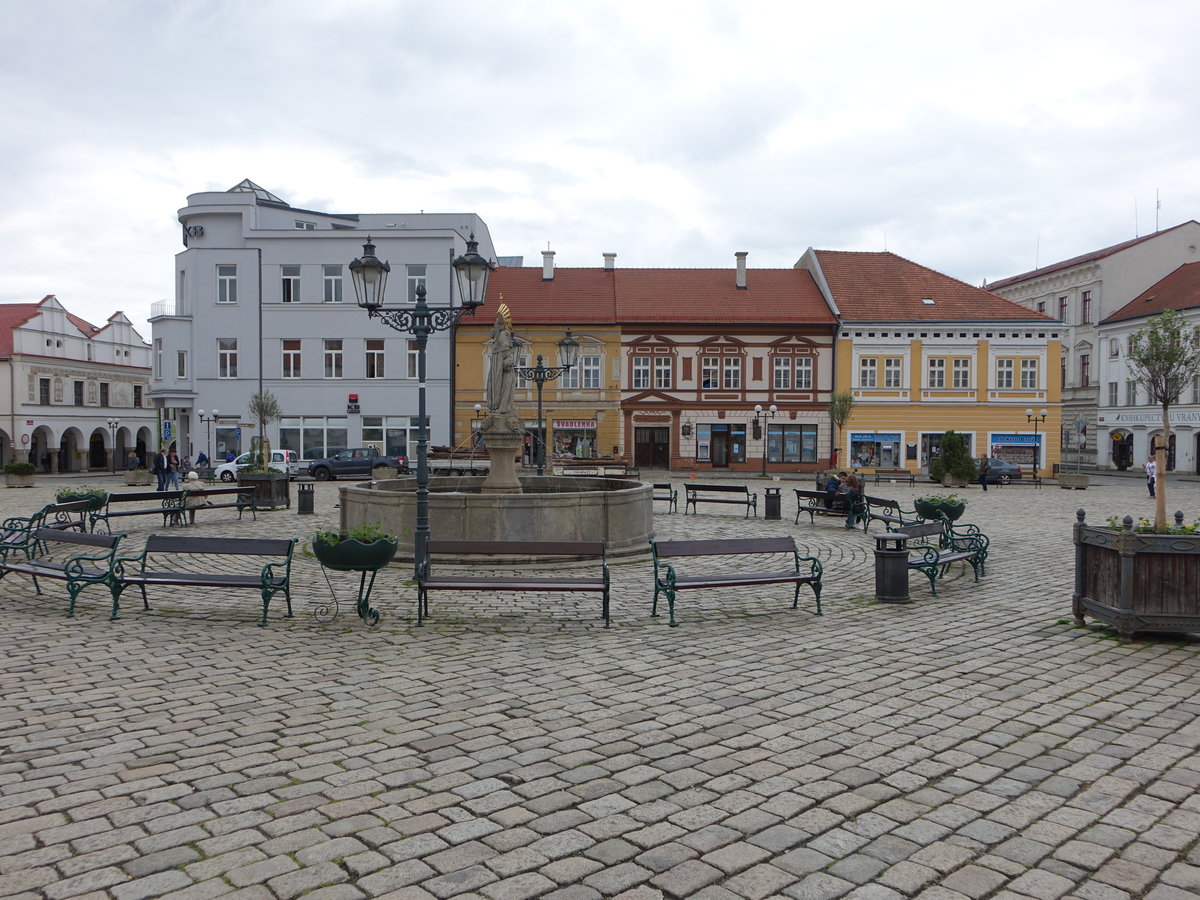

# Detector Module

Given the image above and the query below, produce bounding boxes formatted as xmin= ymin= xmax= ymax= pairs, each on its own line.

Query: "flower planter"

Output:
xmin=1073 ymin=510 xmax=1200 ymax=642
xmin=914 ymin=498 xmax=966 ymax=522
xmin=1059 ymin=473 xmax=1089 ymax=490
xmin=5 ymin=473 xmax=35 ymax=488
xmin=312 ymin=537 xmax=399 ymax=571
xmin=237 ymin=472 xmax=290 ymax=509
xmin=125 ymin=470 xmax=153 ymax=486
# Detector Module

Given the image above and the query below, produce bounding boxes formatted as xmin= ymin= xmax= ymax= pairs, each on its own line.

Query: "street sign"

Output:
xmin=162 ymin=421 xmax=173 ymax=441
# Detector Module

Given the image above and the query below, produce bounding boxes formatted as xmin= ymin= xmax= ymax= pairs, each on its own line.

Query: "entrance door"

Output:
xmin=711 ymin=431 xmax=730 ymax=467
xmin=634 ymin=427 xmax=670 ymax=468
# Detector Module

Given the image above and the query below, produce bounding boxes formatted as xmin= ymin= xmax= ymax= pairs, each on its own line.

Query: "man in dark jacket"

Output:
xmin=151 ymin=448 xmax=168 ymax=491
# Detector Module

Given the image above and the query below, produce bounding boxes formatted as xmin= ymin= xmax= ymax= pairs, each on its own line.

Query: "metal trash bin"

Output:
xmin=874 ymin=530 xmax=911 ymax=604
xmin=764 ymin=487 xmax=782 ymax=521
xmin=296 ymin=476 xmax=315 ymax=515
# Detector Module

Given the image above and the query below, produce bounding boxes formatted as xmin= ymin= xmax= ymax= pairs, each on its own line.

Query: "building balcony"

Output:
xmin=150 ymin=299 xmax=189 ymax=319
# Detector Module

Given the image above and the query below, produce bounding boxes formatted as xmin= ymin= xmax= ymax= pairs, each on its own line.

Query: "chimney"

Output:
xmin=735 ymin=251 xmax=748 ymax=290
xmin=603 ymin=252 xmax=617 ymax=271
xmin=542 ymin=249 xmax=555 ymax=281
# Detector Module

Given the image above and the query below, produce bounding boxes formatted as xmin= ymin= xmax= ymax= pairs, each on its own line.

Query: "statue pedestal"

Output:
xmin=479 ymin=429 xmax=524 ymax=495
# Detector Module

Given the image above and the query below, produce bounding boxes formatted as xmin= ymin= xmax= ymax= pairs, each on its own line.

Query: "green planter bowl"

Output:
xmin=312 ymin=537 xmax=398 ymax=571
xmin=915 ymin=498 xmax=966 ymax=522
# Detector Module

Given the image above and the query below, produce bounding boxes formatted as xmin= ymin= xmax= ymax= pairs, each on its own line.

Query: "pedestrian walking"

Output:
xmin=1146 ymin=457 xmax=1157 ymax=498
xmin=979 ymin=457 xmax=990 ymax=492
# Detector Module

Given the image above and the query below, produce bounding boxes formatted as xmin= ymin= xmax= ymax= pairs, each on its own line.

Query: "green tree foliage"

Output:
xmin=1127 ymin=308 xmax=1200 ymax=527
xmin=247 ymin=390 xmax=283 ymax=468
xmin=827 ymin=391 xmax=855 ymax=464
xmin=939 ymin=430 xmax=977 ymax=483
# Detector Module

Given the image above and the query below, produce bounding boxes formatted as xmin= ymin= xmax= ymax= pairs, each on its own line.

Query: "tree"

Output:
xmin=827 ymin=391 xmax=855 ymax=468
xmin=247 ymin=390 xmax=283 ymax=469
xmin=1127 ymin=308 xmax=1200 ymax=528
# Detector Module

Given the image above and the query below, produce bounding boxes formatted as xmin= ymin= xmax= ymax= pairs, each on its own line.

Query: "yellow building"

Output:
xmin=798 ymin=250 xmax=1063 ymax=477
xmin=454 ymin=256 xmax=623 ymax=467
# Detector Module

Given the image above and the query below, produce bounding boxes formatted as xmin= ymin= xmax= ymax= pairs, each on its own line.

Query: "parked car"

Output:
xmin=975 ymin=457 xmax=1023 ymax=485
xmin=306 ymin=447 xmax=408 ymax=481
xmin=214 ymin=450 xmax=301 ymax=482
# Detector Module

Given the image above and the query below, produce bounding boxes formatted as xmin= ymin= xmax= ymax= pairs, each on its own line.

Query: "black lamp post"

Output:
xmin=1025 ymin=407 xmax=1048 ymax=476
xmin=752 ymin=404 xmax=777 ymax=476
xmin=197 ymin=408 xmax=219 ymax=462
xmin=350 ymin=234 xmax=494 ymax=581
xmin=106 ymin=417 xmax=120 ymax=474
xmin=513 ymin=331 xmax=580 ymax=476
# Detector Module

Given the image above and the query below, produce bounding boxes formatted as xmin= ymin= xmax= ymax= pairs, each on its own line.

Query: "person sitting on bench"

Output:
xmin=183 ymin=471 xmax=214 ymax=524
xmin=824 ymin=472 xmax=843 ymax=509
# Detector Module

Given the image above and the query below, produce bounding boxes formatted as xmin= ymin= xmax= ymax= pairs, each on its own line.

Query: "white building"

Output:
xmin=1097 ymin=261 xmax=1200 ymax=474
xmin=988 ymin=221 xmax=1200 ymax=469
xmin=150 ymin=180 xmax=497 ymax=462
xmin=0 ymin=295 xmax=154 ymax=472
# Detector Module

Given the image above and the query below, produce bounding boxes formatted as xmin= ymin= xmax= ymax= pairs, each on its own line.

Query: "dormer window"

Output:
xmin=921 ymin=298 xmax=935 ymax=306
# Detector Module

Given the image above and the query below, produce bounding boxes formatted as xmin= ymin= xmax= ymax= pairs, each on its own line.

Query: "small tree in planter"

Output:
xmin=827 ymin=391 xmax=855 ymax=468
xmin=1126 ymin=308 xmax=1200 ymax=529
xmin=938 ymin=431 xmax=976 ymax=487
xmin=247 ymin=389 xmax=283 ymax=469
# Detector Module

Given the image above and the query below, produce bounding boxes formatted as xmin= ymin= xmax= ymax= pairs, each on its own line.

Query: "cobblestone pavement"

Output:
xmin=2 ymin=474 xmax=1199 ymax=900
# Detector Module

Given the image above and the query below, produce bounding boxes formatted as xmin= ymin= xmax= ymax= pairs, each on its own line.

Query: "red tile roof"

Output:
xmin=812 ymin=251 xmax=1054 ymax=323
xmin=1102 ymin=262 xmax=1200 ymax=324
xmin=482 ymin=266 xmax=834 ymax=326
xmin=0 ymin=297 xmax=100 ymax=356
xmin=986 ymin=221 xmax=1200 ymax=290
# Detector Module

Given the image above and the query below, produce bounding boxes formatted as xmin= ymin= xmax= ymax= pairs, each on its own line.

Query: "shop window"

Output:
xmin=553 ymin=419 xmax=598 ymax=458
xmin=849 ymin=432 xmax=903 ymax=467
xmin=767 ymin=424 xmax=818 ymax=463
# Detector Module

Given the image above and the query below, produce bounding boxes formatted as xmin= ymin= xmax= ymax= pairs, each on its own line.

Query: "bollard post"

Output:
xmin=874 ymin=529 xmax=911 ymax=604
xmin=296 ymin=476 xmax=315 ymax=515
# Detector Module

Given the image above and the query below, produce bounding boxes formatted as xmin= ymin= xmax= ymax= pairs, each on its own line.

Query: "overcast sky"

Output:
xmin=3 ymin=0 xmax=1199 ymax=340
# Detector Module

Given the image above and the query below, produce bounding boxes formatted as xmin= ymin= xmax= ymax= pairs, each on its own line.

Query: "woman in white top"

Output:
xmin=1145 ymin=457 xmax=1157 ymax=498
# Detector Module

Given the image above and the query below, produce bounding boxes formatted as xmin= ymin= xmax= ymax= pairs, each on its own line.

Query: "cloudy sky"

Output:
xmin=3 ymin=0 xmax=1199 ymax=339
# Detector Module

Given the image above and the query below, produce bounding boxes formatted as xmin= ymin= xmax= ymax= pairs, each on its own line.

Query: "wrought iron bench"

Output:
xmin=684 ymin=483 xmax=757 ymax=517
xmin=863 ymin=495 xmax=921 ymax=533
xmin=89 ymin=490 xmax=187 ymax=533
xmin=897 ymin=521 xmax=987 ymax=595
xmin=0 ymin=529 xmax=125 ymax=618
xmin=180 ymin=485 xmax=258 ymax=524
xmin=113 ymin=535 xmax=297 ymax=627
xmin=418 ymin=540 xmax=611 ymax=627
xmin=653 ymin=482 xmax=678 ymax=513
xmin=793 ymin=489 xmax=864 ymax=527
xmin=873 ymin=468 xmax=916 ymax=485
xmin=650 ymin=536 xmax=822 ymax=627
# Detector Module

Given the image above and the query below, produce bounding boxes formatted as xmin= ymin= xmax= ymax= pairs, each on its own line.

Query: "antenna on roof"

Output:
xmin=1156 ymin=188 xmax=1161 ymax=232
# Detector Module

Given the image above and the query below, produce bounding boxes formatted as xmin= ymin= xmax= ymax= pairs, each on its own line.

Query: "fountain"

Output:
xmin=338 ymin=310 xmax=654 ymax=560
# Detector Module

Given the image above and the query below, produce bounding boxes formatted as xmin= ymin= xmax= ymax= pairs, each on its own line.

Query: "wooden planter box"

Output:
xmin=1073 ymin=510 xmax=1200 ymax=641
xmin=238 ymin=472 xmax=290 ymax=509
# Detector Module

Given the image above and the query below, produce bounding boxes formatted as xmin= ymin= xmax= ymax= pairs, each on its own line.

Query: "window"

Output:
xmin=1020 ymin=359 xmax=1038 ymax=390
xmin=407 ymin=340 xmax=420 ymax=379
xmin=767 ymin=424 xmax=819 ymax=463
xmin=154 ymin=338 xmax=163 ymax=380
xmin=280 ymin=416 xmax=348 ymax=461
xmin=563 ymin=354 xmax=601 ymax=390
xmin=1082 ymin=290 xmax=1092 ymax=324
xmin=366 ymin=339 xmax=385 ymax=379
xmin=1127 ymin=380 xmax=1138 ymax=406
xmin=361 ymin=416 xmax=412 ymax=458
xmin=323 ymin=265 xmax=343 ymax=302
xmin=654 ymin=357 xmax=672 ymax=389
xmin=1193 ymin=376 xmax=1200 ymax=405
xmin=294 ymin=220 xmax=315 ymax=230
xmin=773 ymin=358 xmax=791 ymax=390
xmin=722 ymin=357 xmax=741 ymax=390
xmin=74 ymin=381 xmax=84 ymax=406
xmin=1108 ymin=382 xmax=1119 ymax=407
xmin=928 ymin=358 xmax=945 ymax=388
xmin=859 ymin=358 xmax=877 ymax=388
xmin=633 ymin=357 xmax=651 ymax=390
xmin=952 ymin=358 xmax=971 ymax=388
xmin=407 ymin=265 xmax=427 ymax=302
xmin=282 ymin=340 xmax=302 ymax=378
xmin=884 ymin=357 xmax=902 ymax=389
xmin=282 ymin=266 xmax=301 ymax=302
xmin=86 ymin=343 xmax=94 ymax=361
xmin=39 ymin=378 xmax=50 ymax=405
xmin=324 ymin=339 xmax=343 ymax=378
xmin=514 ymin=354 xmax=529 ymax=389
xmin=795 ymin=357 xmax=813 ymax=390
xmin=1109 ymin=338 xmax=1120 ymax=357
xmin=133 ymin=385 xmax=142 ymax=408
xmin=176 ymin=351 xmax=187 ymax=378
xmin=217 ymin=265 xmax=237 ymax=303
xmin=99 ymin=383 xmax=109 ymax=407
xmin=996 ymin=358 xmax=1014 ymax=389
xmin=1037 ymin=301 xmax=1046 ymax=314
xmin=1058 ymin=296 xmax=1068 ymax=323
xmin=701 ymin=357 xmax=720 ymax=389
xmin=1079 ymin=354 xmax=1090 ymax=388
xmin=218 ymin=338 xmax=238 ymax=378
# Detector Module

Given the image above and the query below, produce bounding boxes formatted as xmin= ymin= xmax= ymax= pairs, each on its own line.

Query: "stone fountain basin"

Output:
xmin=338 ymin=475 xmax=655 ymax=562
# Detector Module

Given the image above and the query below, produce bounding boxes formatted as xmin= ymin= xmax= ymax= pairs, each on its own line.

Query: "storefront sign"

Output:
xmin=554 ymin=420 xmax=597 ymax=429
xmin=1103 ymin=411 xmax=1200 ymax=424
xmin=992 ymin=433 xmax=1040 ymax=446
xmin=850 ymin=432 xmax=901 ymax=442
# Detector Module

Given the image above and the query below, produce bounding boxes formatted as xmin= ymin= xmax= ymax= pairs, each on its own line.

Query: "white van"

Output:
xmin=214 ymin=450 xmax=301 ymax=481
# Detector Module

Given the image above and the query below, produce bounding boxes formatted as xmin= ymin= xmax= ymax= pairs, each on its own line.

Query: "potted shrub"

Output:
xmin=55 ymin=485 xmax=109 ymax=511
xmin=914 ymin=492 xmax=967 ymax=522
xmin=124 ymin=468 xmax=153 ymax=486
xmin=312 ymin=522 xmax=399 ymax=571
xmin=1073 ymin=509 xmax=1200 ymax=641
xmin=4 ymin=461 xmax=36 ymax=488
xmin=938 ymin=431 xmax=977 ymax=487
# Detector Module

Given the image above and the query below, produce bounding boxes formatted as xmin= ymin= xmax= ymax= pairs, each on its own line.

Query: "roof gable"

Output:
xmin=1102 ymin=262 xmax=1200 ymax=324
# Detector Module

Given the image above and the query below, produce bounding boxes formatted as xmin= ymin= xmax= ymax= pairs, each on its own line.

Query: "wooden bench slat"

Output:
xmin=684 ymin=484 xmax=757 ymax=518
xmin=0 ymin=529 xmax=123 ymax=619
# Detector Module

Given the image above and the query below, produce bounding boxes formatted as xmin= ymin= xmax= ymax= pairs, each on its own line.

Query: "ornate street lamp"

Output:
xmin=350 ymin=234 xmax=494 ymax=581
xmin=197 ymin=408 xmax=219 ymax=463
xmin=106 ymin=418 xmax=120 ymax=474
xmin=752 ymin=404 xmax=778 ymax=476
xmin=513 ymin=331 xmax=580 ymax=476
xmin=1025 ymin=407 xmax=1048 ymax=476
